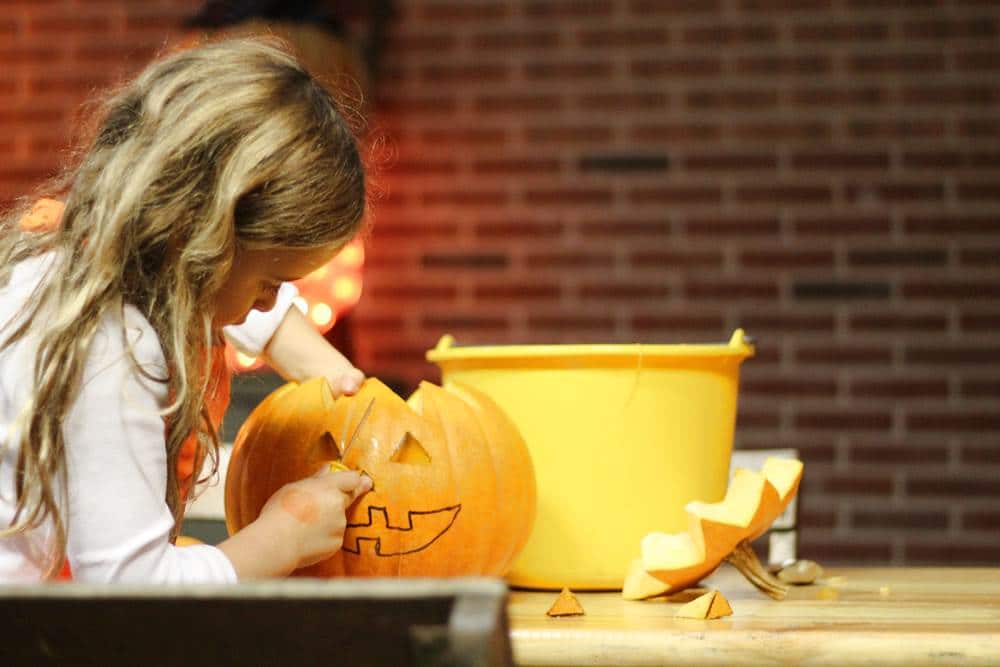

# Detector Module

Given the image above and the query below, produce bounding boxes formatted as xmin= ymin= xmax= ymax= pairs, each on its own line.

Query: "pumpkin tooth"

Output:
xmin=623 ymin=558 xmax=671 ymax=600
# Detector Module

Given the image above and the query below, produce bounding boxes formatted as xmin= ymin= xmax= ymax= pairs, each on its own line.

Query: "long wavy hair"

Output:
xmin=0 ymin=37 xmax=368 ymax=576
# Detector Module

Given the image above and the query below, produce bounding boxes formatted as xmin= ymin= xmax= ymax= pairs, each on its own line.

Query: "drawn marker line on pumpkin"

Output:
xmin=342 ymin=504 xmax=462 ymax=557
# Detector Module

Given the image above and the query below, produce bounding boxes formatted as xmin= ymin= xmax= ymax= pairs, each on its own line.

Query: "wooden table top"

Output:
xmin=507 ymin=567 xmax=1000 ymax=666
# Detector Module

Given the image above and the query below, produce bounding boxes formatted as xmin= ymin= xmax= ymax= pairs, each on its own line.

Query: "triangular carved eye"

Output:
xmin=315 ymin=431 xmax=342 ymax=461
xmin=391 ymin=432 xmax=431 ymax=465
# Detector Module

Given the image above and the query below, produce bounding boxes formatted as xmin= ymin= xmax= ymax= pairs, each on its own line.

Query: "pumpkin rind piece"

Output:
xmin=641 ymin=469 xmax=768 ymax=592
xmin=546 ymin=588 xmax=585 ymax=617
xmin=622 ymin=558 xmax=671 ymax=600
xmin=745 ymin=457 xmax=803 ymax=542
xmin=675 ymin=590 xmax=733 ymax=620
xmin=762 ymin=457 xmax=803 ymax=511
xmin=633 ymin=458 xmax=803 ymax=597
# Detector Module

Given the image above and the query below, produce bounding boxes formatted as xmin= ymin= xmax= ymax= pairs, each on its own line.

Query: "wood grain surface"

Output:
xmin=508 ymin=567 xmax=1000 ymax=666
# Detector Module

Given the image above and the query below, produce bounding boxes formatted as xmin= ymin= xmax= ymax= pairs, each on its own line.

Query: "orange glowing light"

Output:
xmin=236 ymin=352 xmax=258 ymax=369
xmin=336 ymin=241 xmax=364 ymax=268
xmin=308 ymin=264 xmax=329 ymax=281
xmin=310 ymin=302 xmax=334 ymax=327
xmin=333 ymin=276 xmax=362 ymax=303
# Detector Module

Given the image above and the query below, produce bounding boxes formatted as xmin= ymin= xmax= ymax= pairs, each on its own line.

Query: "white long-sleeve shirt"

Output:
xmin=0 ymin=252 xmax=297 ymax=583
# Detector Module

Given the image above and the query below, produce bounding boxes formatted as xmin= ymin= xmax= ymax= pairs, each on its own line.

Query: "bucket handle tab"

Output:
xmin=434 ymin=334 xmax=456 ymax=353
xmin=728 ymin=328 xmax=756 ymax=355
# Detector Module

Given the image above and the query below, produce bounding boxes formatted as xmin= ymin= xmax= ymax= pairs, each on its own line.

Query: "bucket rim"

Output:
xmin=426 ymin=329 xmax=755 ymax=363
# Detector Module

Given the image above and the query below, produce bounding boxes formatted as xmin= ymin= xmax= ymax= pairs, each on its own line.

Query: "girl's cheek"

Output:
xmin=216 ymin=292 xmax=259 ymax=327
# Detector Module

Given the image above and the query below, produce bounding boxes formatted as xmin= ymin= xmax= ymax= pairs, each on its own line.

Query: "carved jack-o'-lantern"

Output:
xmin=225 ymin=377 xmax=537 ymax=577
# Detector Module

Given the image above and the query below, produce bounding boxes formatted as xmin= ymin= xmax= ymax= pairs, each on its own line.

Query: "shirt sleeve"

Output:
xmin=222 ymin=282 xmax=300 ymax=357
xmin=63 ymin=308 xmax=238 ymax=584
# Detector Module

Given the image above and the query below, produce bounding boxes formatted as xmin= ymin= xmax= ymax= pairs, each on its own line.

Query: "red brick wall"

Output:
xmin=362 ymin=0 xmax=1000 ymax=567
xmin=3 ymin=0 xmax=999 ymax=566
xmin=0 ymin=0 xmax=200 ymax=195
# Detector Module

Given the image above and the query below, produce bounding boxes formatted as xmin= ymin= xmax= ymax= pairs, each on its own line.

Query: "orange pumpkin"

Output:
xmin=225 ymin=377 xmax=537 ymax=577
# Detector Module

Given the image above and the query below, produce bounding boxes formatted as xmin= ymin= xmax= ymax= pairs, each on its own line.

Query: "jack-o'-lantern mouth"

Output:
xmin=342 ymin=504 xmax=462 ymax=557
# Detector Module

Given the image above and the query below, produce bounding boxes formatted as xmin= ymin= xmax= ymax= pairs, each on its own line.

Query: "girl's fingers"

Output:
xmin=325 ymin=469 xmax=361 ymax=490
xmin=329 ymin=469 xmax=372 ymax=498
xmin=312 ymin=464 xmax=337 ymax=478
xmin=338 ymin=369 xmax=364 ymax=396
xmin=309 ymin=464 xmax=371 ymax=502
xmin=346 ymin=474 xmax=373 ymax=505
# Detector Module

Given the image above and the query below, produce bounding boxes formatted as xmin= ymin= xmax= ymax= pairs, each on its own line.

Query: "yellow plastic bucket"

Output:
xmin=426 ymin=329 xmax=754 ymax=590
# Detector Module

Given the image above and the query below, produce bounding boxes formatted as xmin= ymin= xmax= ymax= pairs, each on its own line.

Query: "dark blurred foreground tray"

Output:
xmin=0 ymin=576 xmax=512 ymax=667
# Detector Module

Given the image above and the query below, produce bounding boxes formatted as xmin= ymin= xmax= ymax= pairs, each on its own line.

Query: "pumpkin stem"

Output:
xmin=724 ymin=539 xmax=789 ymax=600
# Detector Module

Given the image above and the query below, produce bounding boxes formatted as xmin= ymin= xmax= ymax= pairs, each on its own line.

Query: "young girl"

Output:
xmin=0 ymin=38 xmax=372 ymax=583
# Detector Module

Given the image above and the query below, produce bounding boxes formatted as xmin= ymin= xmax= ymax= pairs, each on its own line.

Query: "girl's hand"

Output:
xmin=261 ymin=467 xmax=372 ymax=570
xmin=326 ymin=366 xmax=365 ymax=397
xmin=263 ymin=305 xmax=366 ymax=397
xmin=220 ymin=467 xmax=371 ymax=578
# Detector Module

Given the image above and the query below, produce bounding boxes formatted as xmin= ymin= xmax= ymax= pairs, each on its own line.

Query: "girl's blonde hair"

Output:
xmin=0 ymin=37 xmax=368 ymax=576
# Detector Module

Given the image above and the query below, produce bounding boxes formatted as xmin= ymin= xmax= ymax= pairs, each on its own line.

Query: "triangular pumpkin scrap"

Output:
xmin=674 ymin=590 xmax=733 ymax=620
xmin=546 ymin=587 xmax=585 ymax=617
xmin=664 ymin=587 xmax=711 ymax=603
